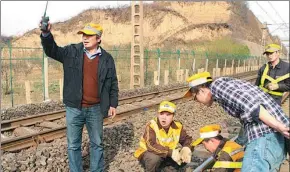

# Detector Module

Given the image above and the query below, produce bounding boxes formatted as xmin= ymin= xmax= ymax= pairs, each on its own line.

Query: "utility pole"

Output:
xmin=259 ymin=22 xmax=268 ymax=66
xmin=261 ymin=22 xmax=268 ymax=54
xmin=130 ymin=1 xmax=144 ymax=89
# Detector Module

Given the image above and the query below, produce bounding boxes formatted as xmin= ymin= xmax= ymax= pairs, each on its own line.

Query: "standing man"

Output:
xmin=40 ymin=22 xmax=119 ymax=172
xmin=256 ymin=43 xmax=290 ymax=105
xmin=184 ymin=72 xmax=289 ymax=171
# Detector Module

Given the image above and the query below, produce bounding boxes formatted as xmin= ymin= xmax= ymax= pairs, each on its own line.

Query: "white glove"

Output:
xmin=171 ymin=149 xmax=182 ymax=165
xmin=180 ymin=147 xmax=192 ymax=163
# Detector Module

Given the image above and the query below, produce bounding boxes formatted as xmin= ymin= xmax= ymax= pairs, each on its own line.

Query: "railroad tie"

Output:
xmin=13 ymin=127 xmax=37 ymax=137
xmin=36 ymin=121 xmax=62 ymax=129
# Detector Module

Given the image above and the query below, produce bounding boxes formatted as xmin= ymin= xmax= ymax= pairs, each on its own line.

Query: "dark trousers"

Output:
xmin=140 ymin=151 xmax=182 ymax=172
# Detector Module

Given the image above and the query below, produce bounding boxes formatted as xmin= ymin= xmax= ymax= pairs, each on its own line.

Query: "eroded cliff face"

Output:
xmin=10 ymin=1 xmax=264 ymax=49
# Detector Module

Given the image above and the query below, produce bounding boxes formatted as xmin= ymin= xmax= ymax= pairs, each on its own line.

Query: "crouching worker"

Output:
xmin=192 ymin=124 xmax=244 ymax=172
xmin=134 ymin=100 xmax=193 ymax=172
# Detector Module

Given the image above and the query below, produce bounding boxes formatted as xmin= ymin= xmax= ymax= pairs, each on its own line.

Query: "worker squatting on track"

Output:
xmin=134 ymin=101 xmax=194 ymax=172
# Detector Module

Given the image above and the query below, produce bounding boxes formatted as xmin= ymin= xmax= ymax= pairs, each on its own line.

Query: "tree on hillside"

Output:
xmin=0 ymin=36 xmax=12 ymax=47
xmin=0 ymin=36 xmax=13 ymax=95
xmin=0 ymin=49 xmax=11 ymax=95
xmin=229 ymin=1 xmax=249 ymax=24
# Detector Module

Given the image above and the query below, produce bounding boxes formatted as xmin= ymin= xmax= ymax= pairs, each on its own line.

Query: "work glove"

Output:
xmin=180 ymin=147 xmax=192 ymax=163
xmin=171 ymin=148 xmax=182 ymax=165
xmin=267 ymin=83 xmax=279 ymax=90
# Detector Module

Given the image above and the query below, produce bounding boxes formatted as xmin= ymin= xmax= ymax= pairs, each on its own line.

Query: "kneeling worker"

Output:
xmin=192 ymin=124 xmax=244 ymax=172
xmin=134 ymin=100 xmax=193 ymax=172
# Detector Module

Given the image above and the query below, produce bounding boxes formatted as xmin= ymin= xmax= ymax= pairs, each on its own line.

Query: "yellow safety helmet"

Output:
xmin=158 ymin=101 xmax=176 ymax=114
xmin=184 ymin=72 xmax=213 ymax=98
xmin=263 ymin=43 xmax=281 ymax=55
xmin=191 ymin=124 xmax=221 ymax=146
xmin=77 ymin=23 xmax=103 ymax=36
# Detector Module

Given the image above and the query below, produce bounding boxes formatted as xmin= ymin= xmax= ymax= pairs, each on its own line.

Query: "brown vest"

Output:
xmin=81 ymin=53 xmax=100 ymax=107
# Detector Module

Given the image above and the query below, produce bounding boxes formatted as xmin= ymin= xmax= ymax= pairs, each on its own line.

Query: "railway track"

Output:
xmin=1 ymin=71 xmax=260 ymax=152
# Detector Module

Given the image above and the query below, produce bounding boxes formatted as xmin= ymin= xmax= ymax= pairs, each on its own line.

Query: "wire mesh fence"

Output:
xmin=0 ymin=43 xmax=265 ymax=108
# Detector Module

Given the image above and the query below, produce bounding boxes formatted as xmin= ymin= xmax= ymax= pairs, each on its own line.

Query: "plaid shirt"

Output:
xmin=210 ymin=77 xmax=289 ymax=142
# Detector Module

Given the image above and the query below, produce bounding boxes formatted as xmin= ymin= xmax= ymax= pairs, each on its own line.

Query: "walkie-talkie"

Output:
xmin=41 ymin=1 xmax=50 ymax=32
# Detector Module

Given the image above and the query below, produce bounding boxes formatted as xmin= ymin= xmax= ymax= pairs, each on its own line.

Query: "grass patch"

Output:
xmin=196 ymin=38 xmax=250 ymax=56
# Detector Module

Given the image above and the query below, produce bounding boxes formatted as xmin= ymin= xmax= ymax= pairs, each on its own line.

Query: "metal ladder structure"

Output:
xmin=130 ymin=1 xmax=144 ymax=89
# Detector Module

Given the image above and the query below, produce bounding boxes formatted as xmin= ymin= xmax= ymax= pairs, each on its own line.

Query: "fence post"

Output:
xmin=205 ymin=52 xmax=208 ymax=71
xmin=185 ymin=69 xmax=189 ymax=80
xmin=9 ymin=40 xmax=14 ymax=107
xmin=42 ymin=49 xmax=45 ymax=101
xmin=223 ymin=59 xmax=227 ymax=75
xmin=231 ymin=59 xmax=234 ymax=75
xmin=216 ymin=58 xmax=219 ymax=69
xmin=144 ymin=49 xmax=148 ymax=86
xmin=177 ymin=49 xmax=181 ymax=70
xmin=154 ymin=71 xmax=159 ymax=85
xmin=157 ymin=48 xmax=161 ymax=85
xmin=205 ymin=58 xmax=208 ymax=72
xmin=164 ymin=70 xmax=169 ymax=85
xmin=59 ymin=78 xmax=63 ymax=100
xmin=248 ymin=58 xmax=251 ymax=71
xmin=43 ymin=50 xmax=49 ymax=101
xmin=192 ymin=51 xmax=195 ymax=74
xmin=214 ymin=58 xmax=219 ymax=77
xmin=25 ymin=81 xmax=31 ymax=104
xmin=237 ymin=59 xmax=240 ymax=73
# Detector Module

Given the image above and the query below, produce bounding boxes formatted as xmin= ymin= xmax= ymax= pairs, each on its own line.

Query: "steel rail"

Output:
xmin=1 ymin=71 xmax=258 ymax=152
xmin=1 ymin=71 xmax=257 ymax=132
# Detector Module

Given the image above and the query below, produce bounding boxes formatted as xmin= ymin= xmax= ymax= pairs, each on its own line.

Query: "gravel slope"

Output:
xmin=1 ymin=84 xmax=241 ymax=172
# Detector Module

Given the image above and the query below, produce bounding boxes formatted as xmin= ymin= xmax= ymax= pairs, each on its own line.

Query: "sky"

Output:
xmin=1 ymin=1 xmax=134 ymax=36
xmin=1 ymin=1 xmax=289 ymax=48
xmin=247 ymin=1 xmax=289 ymax=47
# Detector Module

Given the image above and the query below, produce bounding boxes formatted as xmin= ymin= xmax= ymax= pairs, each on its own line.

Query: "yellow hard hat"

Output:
xmin=263 ymin=43 xmax=281 ymax=55
xmin=158 ymin=101 xmax=176 ymax=113
xmin=183 ymin=72 xmax=212 ymax=98
xmin=77 ymin=23 xmax=103 ymax=36
xmin=191 ymin=124 xmax=221 ymax=146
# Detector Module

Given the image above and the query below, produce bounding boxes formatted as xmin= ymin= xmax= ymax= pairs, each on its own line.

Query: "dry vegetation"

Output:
xmin=2 ymin=1 xmax=286 ymax=52
xmin=1 ymin=1 xmax=287 ymax=108
xmin=2 ymin=2 xmax=256 ymax=48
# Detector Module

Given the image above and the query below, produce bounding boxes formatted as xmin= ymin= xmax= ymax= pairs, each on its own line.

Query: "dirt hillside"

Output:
xmin=8 ymin=1 xmax=285 ymax=55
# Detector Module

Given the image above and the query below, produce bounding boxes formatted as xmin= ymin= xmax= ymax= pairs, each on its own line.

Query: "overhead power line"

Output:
xmin=267 ymin=1 xmax=288 ymax=27
xmin=255 ymin=1 xmax=288 ymax=38
xmin=266 ymin=23 xmax=289 ymax=26
xmin=267 ymin=1 xmax=289 ymax=37
xmin=255 ymin=2 xmax=277 ymax=24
